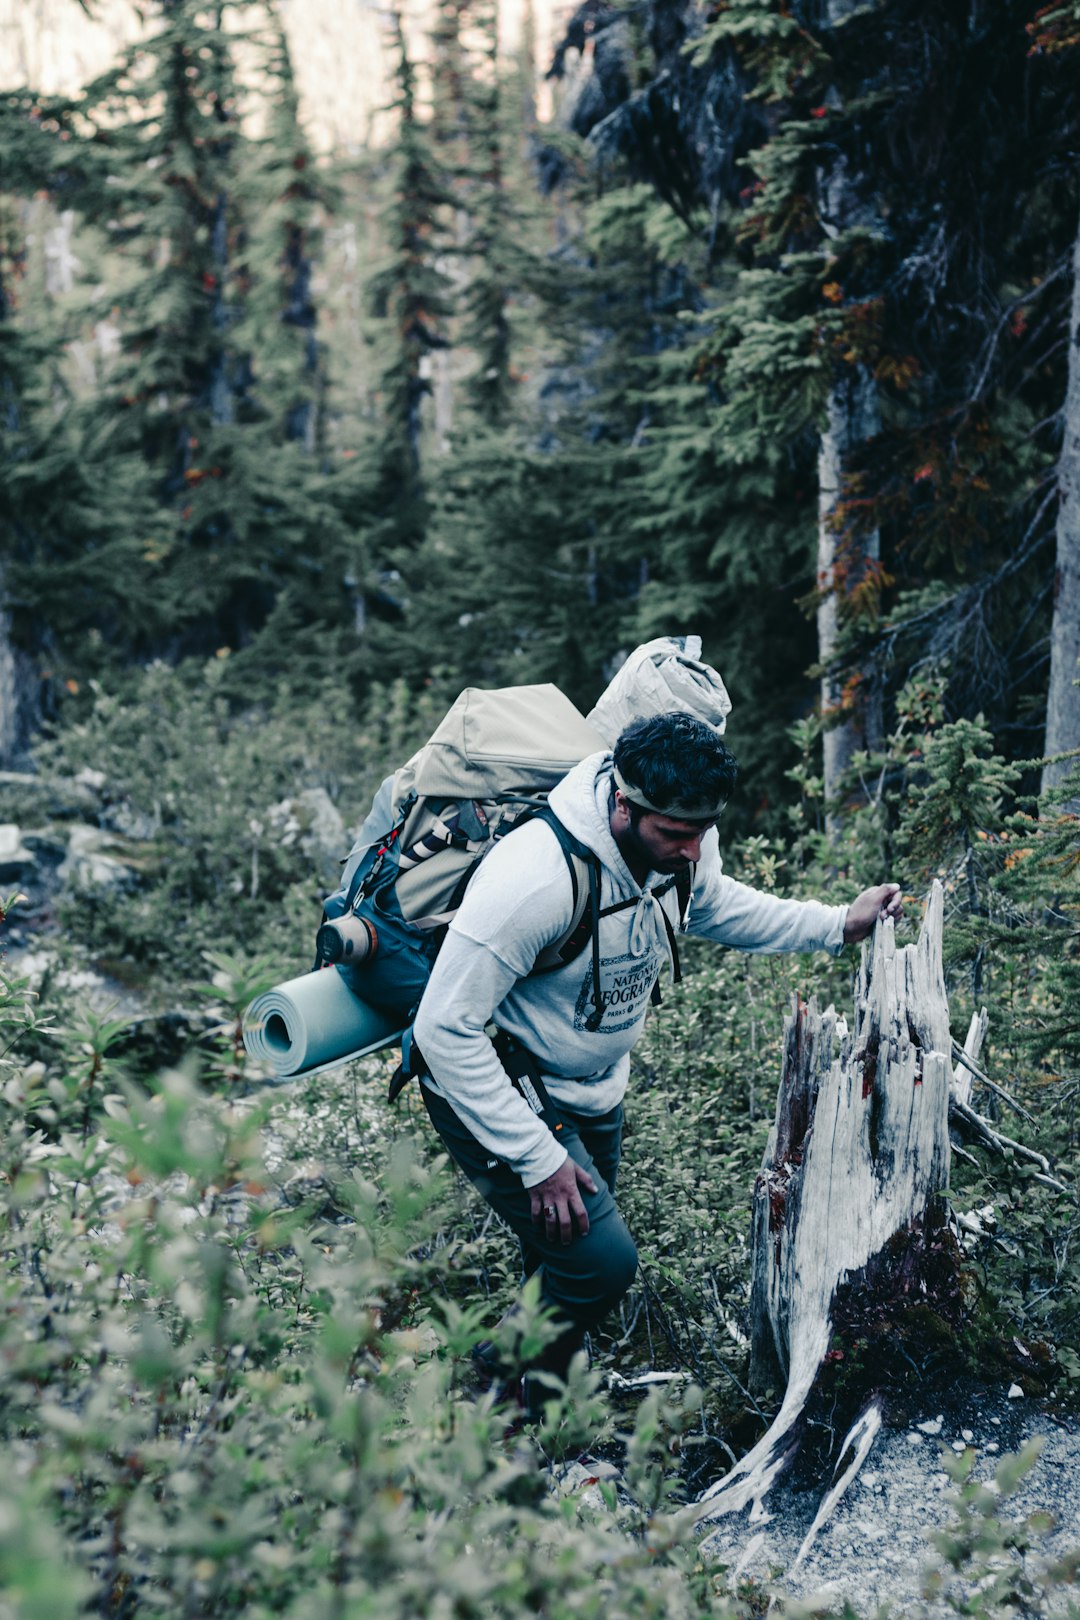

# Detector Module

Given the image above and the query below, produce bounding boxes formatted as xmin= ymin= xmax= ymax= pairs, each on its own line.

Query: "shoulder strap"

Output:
xmin=526 ymin=804 xmax=596 ymax=969
xmin=525 ymin=809 xmax=696 ymax=1031
xmin=675 ymin=861 xmax=694 ymax=927
xmin=646 ymin=861 xmax=695 ymax=1007
xmin=523 ymin=805 xmax=611 ymax=1034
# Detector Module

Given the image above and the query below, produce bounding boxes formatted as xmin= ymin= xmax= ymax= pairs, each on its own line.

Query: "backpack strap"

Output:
xmin=524 ymin=807 xmax=696 ymax=1033
xmin=642 ymin=861 xmax=695 ymax=1006
xmin=345 ymin=791 xmax=417 ymax=912
xmin=526 ymin=805 xmax=596 ymax=970
xmin=518 ymin=804 xmax=609 ymax=1032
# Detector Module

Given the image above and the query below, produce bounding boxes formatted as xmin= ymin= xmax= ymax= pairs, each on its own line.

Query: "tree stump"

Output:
xmin=697 ymin=881 xmax=953 ymax=1556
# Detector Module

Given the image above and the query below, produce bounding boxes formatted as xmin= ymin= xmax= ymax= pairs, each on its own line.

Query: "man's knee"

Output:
xmin=601 ymin=1222 xmax=638 ymax=1307
xmin=544 ymin=1214 xmax=637 ymax=1327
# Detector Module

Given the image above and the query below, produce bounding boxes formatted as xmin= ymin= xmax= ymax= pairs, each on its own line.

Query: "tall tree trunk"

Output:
xmin=818 ymin=364 xmax=882 ymax=833
xmin=817 ymin=0 xmax=883 ymax=836
xmin=0 ymin=586 xmax=37 ymax=768
xmin=0 ymin=249 xmax=40 ymax=767
xmin=1041 ymin=213 xmax=1080 ymax=815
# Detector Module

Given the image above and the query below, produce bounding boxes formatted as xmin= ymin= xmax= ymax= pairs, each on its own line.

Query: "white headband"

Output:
xmin=613 ymin=765 xmax=728 ymax=821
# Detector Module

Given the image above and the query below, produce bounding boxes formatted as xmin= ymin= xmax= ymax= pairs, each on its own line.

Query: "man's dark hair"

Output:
xmin=612 ymin=712 xmax=738 ymax=822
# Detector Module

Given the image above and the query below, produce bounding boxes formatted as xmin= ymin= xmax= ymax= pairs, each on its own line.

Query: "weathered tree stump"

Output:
xmin=697 ymin=881 xmax=953 ymax=1555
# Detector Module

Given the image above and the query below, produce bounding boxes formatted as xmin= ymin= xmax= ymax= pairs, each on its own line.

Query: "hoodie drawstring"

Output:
xmin=629 ymin=888 xmax=667 ymax=961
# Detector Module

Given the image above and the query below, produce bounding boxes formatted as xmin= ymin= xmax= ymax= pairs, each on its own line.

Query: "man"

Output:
xmin=413 ymin=712 xmax=901 ymax=1400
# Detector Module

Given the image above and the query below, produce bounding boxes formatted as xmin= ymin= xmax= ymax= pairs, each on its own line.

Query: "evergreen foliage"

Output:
xmin=680 ymin=0 xmax=1080 ymax=758
xmin=1 ymin=2 xmax=362 ymax=697
xmin=361 ymin=17 xmax=453 ymax=579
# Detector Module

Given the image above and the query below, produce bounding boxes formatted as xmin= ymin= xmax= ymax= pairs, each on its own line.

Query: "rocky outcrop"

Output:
xmin=265 ymin=787 xmax=346 ymax=887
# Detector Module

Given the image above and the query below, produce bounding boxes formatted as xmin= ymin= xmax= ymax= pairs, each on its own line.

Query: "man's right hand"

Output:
xmin=528 ymin=1158 xmax=597 ymax=1245
xmin=843 ymin=882 xmax=903 ymax=944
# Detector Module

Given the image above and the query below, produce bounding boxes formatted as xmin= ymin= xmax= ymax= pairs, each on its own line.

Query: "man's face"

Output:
xmin=617 ymin=802 xmax=715 ymax=875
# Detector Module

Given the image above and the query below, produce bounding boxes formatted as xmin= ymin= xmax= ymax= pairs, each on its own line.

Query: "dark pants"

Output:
xmin=420 ymin=1083 xmax=638 ymax=1377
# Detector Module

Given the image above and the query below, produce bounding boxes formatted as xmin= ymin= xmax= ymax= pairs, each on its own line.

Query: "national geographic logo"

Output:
xmin=573 ymin=951 xmax=662 ymax=1033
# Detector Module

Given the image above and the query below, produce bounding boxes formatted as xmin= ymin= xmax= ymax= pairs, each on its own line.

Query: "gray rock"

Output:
xmin=59 ymin=825 xmax=138 ymax=891
xmin=0 ymin=823 xmax=34 ymax=878
xmin=266 ymin=789 xmax=346 ymax=883
xmin=0 ymin=770 xmax=102 ymax=819
xmin=296 ymin=787 xmax=346 ymax=857
xmin=22 ymin=829 xmax=67 ymax=866
xmin=6 ymin=948 xmax=145 ymax=1017
xmin=104 ymin=799 xmax=162 ymax=841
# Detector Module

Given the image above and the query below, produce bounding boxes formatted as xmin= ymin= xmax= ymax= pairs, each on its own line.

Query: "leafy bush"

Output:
xmin=0 ymin=955 xmax=765 ymax=1619
xmin=31 ymin=662 xmax=451 ymax=991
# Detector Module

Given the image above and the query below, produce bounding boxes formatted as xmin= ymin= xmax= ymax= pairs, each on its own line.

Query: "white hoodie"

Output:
xmin=413 ymin=752 xmax=847 ymax=1187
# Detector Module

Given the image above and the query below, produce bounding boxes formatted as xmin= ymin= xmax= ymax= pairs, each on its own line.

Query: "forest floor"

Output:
xmin=700 ymin=1382 xmax=1080 ymax=1613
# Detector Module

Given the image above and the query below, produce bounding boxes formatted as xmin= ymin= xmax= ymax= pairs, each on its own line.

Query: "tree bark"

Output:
xmin=1041 ymin=212 xmax=1080 ymax=816
xmin=816 ymin=0 xmax=883 ymax=835
xmin=697 ymin=883 xmax=952 ymax=1550
xmin=0 ymin=586 xmax=38 ymax=769
xmin=818 ymin=365 xmax=883 ymax=833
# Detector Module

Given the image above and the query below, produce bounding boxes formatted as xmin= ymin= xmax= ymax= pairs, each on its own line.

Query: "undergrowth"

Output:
xmin=0 ymin=947 xmax=1078 ymax=1617
xmin=2 ymin=667 xmax=1078 ymax=1612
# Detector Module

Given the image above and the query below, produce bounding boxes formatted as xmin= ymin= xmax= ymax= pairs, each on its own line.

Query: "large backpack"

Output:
xmin=320 ymin=682 xmax=693 ymax=1042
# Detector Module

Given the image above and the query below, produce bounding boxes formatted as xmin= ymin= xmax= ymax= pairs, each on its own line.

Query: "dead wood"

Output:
xmin=948 ymin=1008 xmax=1071 ymax=1194
xmin=697 ymin=882 xmax=953 ymax=1546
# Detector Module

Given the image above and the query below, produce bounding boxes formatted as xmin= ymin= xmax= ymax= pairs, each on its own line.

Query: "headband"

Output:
xmin=613 ymin=765 xmax=728 ymax=822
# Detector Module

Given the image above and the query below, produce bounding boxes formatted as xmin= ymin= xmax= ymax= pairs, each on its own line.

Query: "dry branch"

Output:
xmin=948 ymin=1008 xmax=1072 ymax=1195
xmin=951 ymin=1009 xmax=988 ymax=1109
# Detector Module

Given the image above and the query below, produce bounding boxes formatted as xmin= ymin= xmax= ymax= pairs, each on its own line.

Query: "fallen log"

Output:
xmin=697 ymin=881 xmax=953 ymax=1548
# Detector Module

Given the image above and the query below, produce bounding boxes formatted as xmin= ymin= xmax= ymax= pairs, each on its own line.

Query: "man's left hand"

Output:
xmin=843 ymin=883 xmax=903 ymax=944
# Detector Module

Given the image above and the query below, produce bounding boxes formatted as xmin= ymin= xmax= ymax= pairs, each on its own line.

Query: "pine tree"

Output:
xmin=367 ymin=14 xmax=453 ymax=534
xmin=352 ymin=10 xmax=455 ymax=685
xmin=237 ymin=21 xmax=325 ymax=452
xmin=517 ymin=2 xmax=825 ymax=812
xmin=402 ymin=0 xmax=617 ymax=702
xmin=0 ymin=90 xmax=164 ymax=742
xmin=457 ymin=0 xmax=513 ymax=427
xmin=3 ymin=1 xmax=361 ymax=696
xmin=356 ymin=0 xmax=578 ymax=698
xmin=428 ymin=0 xmax=554 ymax=432
xmin=210 ymin=14 xmax=363 ymax=698
xmin=0 ymin=194 xmax=54 ymax=760
xmin=28 ymin=0 xmax=269 ymax=656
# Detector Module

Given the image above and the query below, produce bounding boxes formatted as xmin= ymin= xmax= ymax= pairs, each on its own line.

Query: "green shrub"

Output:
xmin=0 ymin=959 xmax=766 ymax=1619
xmin=32 ymin=662 xmax=450 ymax=992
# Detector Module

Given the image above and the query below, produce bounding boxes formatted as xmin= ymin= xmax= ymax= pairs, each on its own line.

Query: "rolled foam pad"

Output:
xmin=243 ymin=969 xmax=405 ymax=1079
